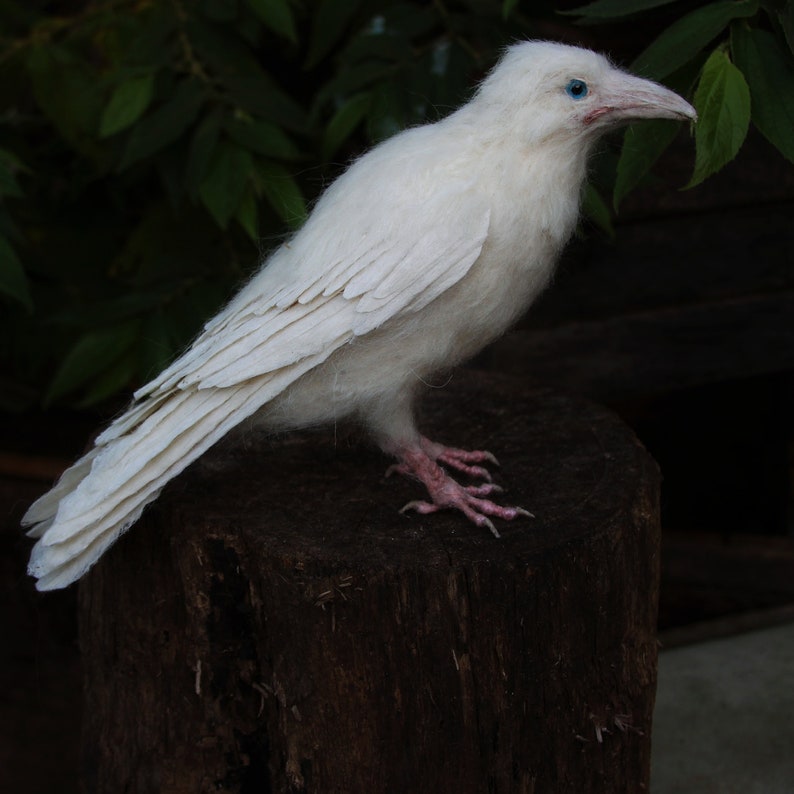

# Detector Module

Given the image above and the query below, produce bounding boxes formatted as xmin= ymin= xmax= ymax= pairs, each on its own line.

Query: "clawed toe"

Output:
xmin=399 ymin=481 xmax=531 ymax=538
xmin=420 ymin=437 xmax=501 ymax=482
xmin=389 ymin=440 xmax=533 ymax=538
xmin=400 ymin=497 xmax=502 ymax=538
xmin=438 ymin=456 xmax=493 ymax=481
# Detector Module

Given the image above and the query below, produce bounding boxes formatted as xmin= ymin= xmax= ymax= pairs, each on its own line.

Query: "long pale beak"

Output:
xmin=586 ymin=71 xmax=697 ymax=126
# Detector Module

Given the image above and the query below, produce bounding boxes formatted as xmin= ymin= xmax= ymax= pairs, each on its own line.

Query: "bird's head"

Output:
xmin=471 ymin=41 xmax=696 ymax=148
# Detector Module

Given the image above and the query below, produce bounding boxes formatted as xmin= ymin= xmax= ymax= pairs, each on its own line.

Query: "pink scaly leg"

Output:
xmin=388 ymin=440 xmax=532 ymax=538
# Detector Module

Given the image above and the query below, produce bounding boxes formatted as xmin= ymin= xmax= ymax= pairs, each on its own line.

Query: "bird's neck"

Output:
xmin=484 ymin=133 xmax=591 ymax=251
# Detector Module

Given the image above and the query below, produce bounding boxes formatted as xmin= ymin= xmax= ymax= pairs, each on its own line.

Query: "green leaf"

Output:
xmin=225 ymin=118 xmax=302 ymax=160
xmin=52 ymin=292 xmax=165 ymax=328
xmin=76 ymin=348 xmax=138 ymax=408
xmin=0 ymin=148 xmax=25 ymax=198
xmin=582 ymin=183 xmax=614 ymax=237
xmin=163 ymin=293 xmax=206 ymax=353
xmin=228 ymin=80 xmax=307 ymax=132
xmin=235 ymin=187 xmax=259 ymax=240
xmin=564 ymin=0 xmax=678 ymax=19
xmin=203 ymin=0 xmax=238 ymax=21
xmin=186 ymin=109 xmax=224 ymax=198
xmin=321 ymin=92 xmax=371 ymax=160
xmin=186 ymin=17 xmax=306 ymax=130
xmin=313 ymin=62 xmax=394 ymax=118
xmin=632 ymin=0 xmax=758 ymax=79
xmin=45 ymin=322 xmax=140 ymax=405
xmin=780 ymin=4 xmax=794 ymax=55
xmin=0 ymin=235 xmax=32 ymax=310
xmin=376 ymin=3 xmax=436 ymax=39
xmin=732 ymin=25 xmax=794 ymax=163
xmin=25 ymin=44 xmax=105 ymax=155
xmin=502 ymin=0 xmax=520 ymax=19
xmin=257 ymin=161 xmax=306 ymax=227
xmin=366 ymin=82 xmax=408 ymax=143
xmin=306 ymin=0 xmax=365 ymax=68
xmin=614 ymin=119 xmax=680 ymax=209
xmin=343 ymin=28 xmax=413 ymax=66
xmin=99 ymin=74 xmax=155 ymax=138
xmin=199 ymin=142 xmax=254 ymax=229
xmin=247 ymin=0 xmax=298 ymax=43
xmin=138 ymin=310 xmax=176 ymax=382
xmin=118 ymin=78 xmax=205 ymax=170
xmin=114 ymin=5 xmax=178 ymax=69
xmin=686 ymin=48 xmax=751 ymax=188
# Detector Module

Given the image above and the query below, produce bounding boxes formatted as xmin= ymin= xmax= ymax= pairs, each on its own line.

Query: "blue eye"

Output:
xmin=565 ymin=79 xmax=588 ymax=100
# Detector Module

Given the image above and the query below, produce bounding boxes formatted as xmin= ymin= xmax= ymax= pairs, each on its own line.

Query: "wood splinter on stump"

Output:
xmin=79 ymin=373 xmax=661 ymax=793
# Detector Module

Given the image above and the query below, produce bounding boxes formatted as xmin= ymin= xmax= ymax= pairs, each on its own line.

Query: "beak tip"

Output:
xmin=678 ymin=100 xmax=698 ymax=122
xmin=649 ymin=92 xmax=698 ymax=123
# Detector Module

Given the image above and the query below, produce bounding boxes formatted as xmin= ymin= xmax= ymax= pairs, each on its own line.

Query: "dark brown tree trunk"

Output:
xmin=79 ymin=374 xmax=661 ymax=793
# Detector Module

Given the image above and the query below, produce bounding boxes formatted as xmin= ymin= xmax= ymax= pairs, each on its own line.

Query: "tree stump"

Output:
xmin=79 ymin=373 xmax=661 ymax=793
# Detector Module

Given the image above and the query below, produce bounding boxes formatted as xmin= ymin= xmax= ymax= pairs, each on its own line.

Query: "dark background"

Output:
xmin=2 ymin=3 xmax=793 ymax=792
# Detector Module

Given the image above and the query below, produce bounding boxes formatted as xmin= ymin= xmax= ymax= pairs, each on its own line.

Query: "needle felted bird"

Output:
xmin=24 ymin=40 xmax=695 ymax=590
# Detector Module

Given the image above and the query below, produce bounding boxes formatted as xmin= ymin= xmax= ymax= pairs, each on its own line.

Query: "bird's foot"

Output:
xmin=389 ymin=442 xmax=533 ymax=538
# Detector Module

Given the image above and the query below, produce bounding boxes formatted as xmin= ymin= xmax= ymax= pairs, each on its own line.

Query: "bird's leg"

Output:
xmin=387 ymin=441 xmax=532 ymax=538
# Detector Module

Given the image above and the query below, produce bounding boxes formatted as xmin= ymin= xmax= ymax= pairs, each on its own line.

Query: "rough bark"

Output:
xmin=79 ymin=374 xmax=661 ymax=793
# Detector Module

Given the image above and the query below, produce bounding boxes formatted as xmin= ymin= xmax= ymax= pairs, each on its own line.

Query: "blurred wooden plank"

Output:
xmin=524 ymin=201 xmax=794 ymax=329
xmin=0 ymin=452 xmax=69 ymax=482
xmin=658 ymin=530 xmax=794 ymax=632
xmin=658 ymin=604 xmax=794 ymax=649
xmin=662 ymin=530 xmax=794 ymax=596
xmin=487 ymin=291 xmax=794 ymax=400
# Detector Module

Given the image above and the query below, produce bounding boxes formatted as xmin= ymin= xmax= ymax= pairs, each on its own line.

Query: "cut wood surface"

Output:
xmin=79 ymin=373 xmax=661 ymax=793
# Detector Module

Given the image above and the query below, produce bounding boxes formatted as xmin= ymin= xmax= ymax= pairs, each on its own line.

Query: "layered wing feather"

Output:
xmin=139 ymin=176 xmax=490 ymax=393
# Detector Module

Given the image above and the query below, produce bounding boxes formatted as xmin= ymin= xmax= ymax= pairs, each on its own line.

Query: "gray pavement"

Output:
xmin=652 ymin=620 xmax=794 ymax=793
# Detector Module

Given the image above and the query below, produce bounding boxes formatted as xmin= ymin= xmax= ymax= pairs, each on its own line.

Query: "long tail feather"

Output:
xmin=26 ymin=385 xmax=259 ymax=589
xmin=25 ymin=343 xmax=339 ymax=591
xmin=22 ymin=448 xmax=101 ymax=533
